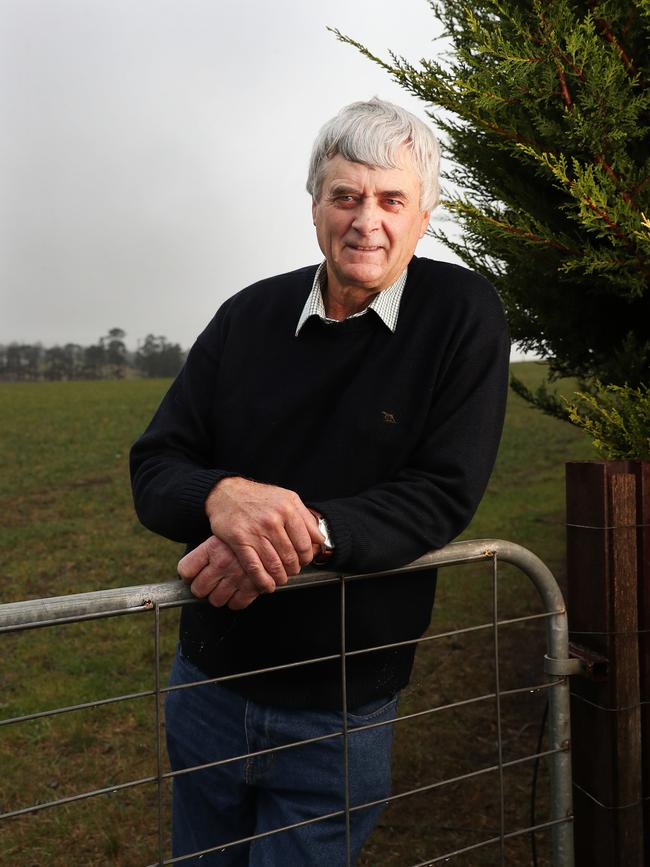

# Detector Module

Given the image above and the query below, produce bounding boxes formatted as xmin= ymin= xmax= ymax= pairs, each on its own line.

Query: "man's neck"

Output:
xmin=323 ymin=284 xmax=381 ymax=320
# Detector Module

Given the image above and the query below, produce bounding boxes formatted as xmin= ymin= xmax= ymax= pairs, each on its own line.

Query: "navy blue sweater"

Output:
xmin=130 ymin=256 xmax=510 ymax=709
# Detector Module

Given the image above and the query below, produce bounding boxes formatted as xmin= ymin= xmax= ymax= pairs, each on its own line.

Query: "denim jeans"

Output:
xmin=165 ymin=648 xmax=399 ymax=866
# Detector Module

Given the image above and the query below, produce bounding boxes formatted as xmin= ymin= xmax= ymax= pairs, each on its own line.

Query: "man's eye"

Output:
xmin=385 ymin=199 xmax=402 ymax=207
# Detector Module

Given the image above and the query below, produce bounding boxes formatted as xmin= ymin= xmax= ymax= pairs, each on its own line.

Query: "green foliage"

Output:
xmin=565 ymin=381 xmax=650 ymax=458
xmin=509 ymin=368 xmax=572 ymax=420
xmin=135 ymin=333 xmax=185 ymax=378
xmin=333 ymin=0 xmax=650 ymax=414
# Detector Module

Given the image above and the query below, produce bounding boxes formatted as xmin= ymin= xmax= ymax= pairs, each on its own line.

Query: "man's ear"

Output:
xmin=311 ymin=199 xmax=318 ymax=225
xmin=419 ymin=210 xmax=431 ymax=238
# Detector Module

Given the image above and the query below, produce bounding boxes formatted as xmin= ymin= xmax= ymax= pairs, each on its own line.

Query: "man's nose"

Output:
xmin=351 ymin=200 xmax=380 ymax=235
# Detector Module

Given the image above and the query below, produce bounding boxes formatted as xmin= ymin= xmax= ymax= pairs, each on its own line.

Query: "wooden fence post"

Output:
xmin=634 ymin=463 xmax=650 ymax=865
xmin=566 ymin=461 xmax=644 ymax=866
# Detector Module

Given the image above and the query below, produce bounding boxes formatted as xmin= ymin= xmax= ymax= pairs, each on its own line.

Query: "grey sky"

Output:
xmin=1 ymin=0 xmax=464 ymax=350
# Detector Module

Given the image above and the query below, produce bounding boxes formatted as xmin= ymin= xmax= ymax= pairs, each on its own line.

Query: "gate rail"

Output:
xmin=0 ymin=539 xmax=576 ymax=866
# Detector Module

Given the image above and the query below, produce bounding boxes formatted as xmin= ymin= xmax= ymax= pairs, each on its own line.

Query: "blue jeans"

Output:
xmin=165 ymin=648 xmax=399 ymax=866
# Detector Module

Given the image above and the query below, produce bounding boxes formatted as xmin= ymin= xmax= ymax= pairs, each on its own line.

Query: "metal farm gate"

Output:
xmin=0 ymin=539 xmax=576 ymax=866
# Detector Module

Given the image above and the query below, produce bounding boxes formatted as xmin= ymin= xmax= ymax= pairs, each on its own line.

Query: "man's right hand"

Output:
xmin=204 ymin=476 xmax=324 ymax=593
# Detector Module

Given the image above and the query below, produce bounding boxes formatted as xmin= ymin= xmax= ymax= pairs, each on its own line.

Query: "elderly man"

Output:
xmin=130 ymin=97 xmax=509 ymax=865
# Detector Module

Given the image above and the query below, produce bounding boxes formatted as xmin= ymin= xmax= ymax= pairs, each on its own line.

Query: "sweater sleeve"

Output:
xmin=130 ymin=337 xmax=235 ymax=544
xmin=310 ymin=324 xmax=510 ymax=573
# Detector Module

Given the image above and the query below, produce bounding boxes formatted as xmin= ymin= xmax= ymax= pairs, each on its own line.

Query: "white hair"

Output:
xmin=306 ymin=97 xmax=440 ymax=212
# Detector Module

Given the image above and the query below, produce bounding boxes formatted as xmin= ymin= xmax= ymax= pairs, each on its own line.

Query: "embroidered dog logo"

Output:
xmin=381 ymin=411 xmax=397 ymax=425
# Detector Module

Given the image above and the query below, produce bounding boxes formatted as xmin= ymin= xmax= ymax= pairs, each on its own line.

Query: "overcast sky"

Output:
xmin=1 ymin=0 xmax=466 ymax=351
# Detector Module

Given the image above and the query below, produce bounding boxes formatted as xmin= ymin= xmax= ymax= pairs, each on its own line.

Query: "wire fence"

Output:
xmin=0 ymin=539 xmax=575 ymax=866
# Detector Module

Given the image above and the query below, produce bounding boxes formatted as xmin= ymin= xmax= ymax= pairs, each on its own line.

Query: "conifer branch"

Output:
xmin=587 ymin=5 xmax=636 ymax=76
xmin=536 ymin=8 xmax=579 ymax=106
xmin=472 ymin=116 xmax=543 ymax=150
xmin=553 ymin=44 xmax=587 ymax=82
xmin=468 ymin=211 xmax=576 ymax=253
xmin=555 ymin=62 xmax=573 ymax=109
xmin=580 ymin=196 xmax=629 ymax=240
xmin=595 ymin=155 xmax=635 ymax=207
xmin=631 ymin=175 xmax=650 ymax=197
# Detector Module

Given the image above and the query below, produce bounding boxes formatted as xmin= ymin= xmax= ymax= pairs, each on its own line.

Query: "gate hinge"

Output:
xmin=544 ymin=645 xmax=609 ymax=681
xmin=544 ymin=654 xmax=584 ymax=677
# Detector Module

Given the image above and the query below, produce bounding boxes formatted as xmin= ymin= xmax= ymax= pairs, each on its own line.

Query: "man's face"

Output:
xmin=311 ymin=148 xmax=430 ymax=296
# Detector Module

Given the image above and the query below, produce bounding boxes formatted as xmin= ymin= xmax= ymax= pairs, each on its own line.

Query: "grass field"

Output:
xmin=0 ymin=365 xmax=597 ymax=865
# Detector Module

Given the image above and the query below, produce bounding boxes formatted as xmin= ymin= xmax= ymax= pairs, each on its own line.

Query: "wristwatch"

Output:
xmin=313 ymin=513 xmax=335 ymax=566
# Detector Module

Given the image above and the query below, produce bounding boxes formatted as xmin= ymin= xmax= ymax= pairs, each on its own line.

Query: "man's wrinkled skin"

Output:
xmin=178 ymin=478 xmax=323 ymax=609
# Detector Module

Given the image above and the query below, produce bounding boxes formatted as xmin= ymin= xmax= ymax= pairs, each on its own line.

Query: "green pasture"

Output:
xmin=0 ymin=366 xmax=596 ymax=865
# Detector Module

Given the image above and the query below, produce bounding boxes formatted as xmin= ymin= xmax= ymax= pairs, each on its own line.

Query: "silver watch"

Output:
xmin=317 ymin=516 xmax=334 ymax=551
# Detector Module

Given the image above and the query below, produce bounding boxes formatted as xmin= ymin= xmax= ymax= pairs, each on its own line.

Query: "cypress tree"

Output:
xmin=334 ymin=1 xmax=650 ymax=419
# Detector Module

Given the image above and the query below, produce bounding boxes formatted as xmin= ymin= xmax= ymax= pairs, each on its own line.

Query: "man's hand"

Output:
xmin=204 ymin=477 xmax=323 ymax=592
xmin=178 ymin=536 xmax=261 ymax=610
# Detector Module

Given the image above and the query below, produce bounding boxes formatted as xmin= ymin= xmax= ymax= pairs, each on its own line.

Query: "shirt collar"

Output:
xmin=295 ymin=262 xmax=408 ymax=336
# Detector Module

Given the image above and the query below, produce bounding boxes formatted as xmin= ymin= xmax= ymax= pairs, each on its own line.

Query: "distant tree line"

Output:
xmin=0 ymin=328 xmax=186 ymax=381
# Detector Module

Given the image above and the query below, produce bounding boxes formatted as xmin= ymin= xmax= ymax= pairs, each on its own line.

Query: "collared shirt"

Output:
xmin=295 ymin=261 xmax=408 ymax=336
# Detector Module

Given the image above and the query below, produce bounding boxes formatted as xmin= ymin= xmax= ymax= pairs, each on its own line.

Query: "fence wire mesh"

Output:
xmin=0 ymin=539 xmax=575 ymax=866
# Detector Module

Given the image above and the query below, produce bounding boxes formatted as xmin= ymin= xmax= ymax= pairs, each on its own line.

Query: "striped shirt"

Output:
xmin=295 ymin=261 xmax=407 ymax=336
